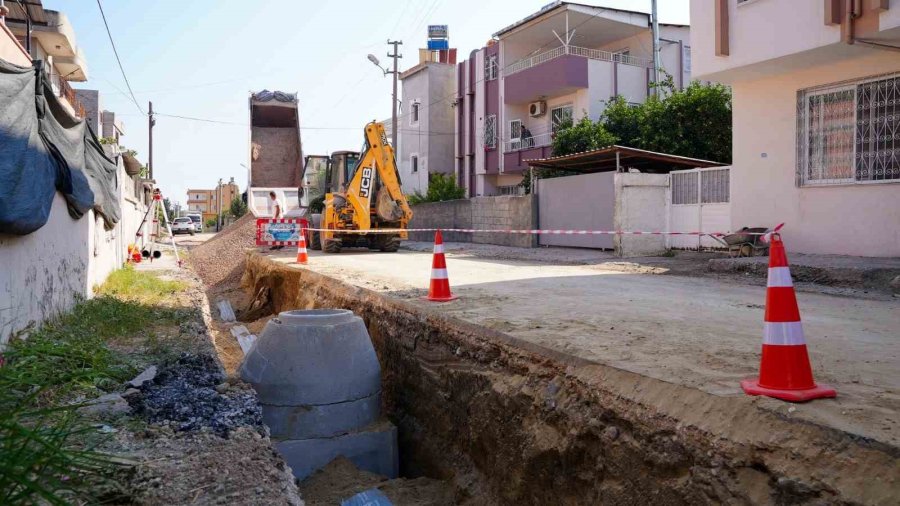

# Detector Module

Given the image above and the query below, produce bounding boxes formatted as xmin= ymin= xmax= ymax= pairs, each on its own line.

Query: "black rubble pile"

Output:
xmin=128 ymin=353 xmax=262 ymax=435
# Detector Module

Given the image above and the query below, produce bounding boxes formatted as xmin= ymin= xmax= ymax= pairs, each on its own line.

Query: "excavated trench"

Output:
xmin=241 ymin=253 xmax=898 ymax=505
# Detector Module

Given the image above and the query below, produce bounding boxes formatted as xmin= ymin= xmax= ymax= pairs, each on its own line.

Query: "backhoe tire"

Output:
xmin=324 ymin=238 xmax=342 ymax=254
xmin=378 ymin=234 xmax=401 ymax=252
xmin=310 ymin=230 xmax=322 ymax=251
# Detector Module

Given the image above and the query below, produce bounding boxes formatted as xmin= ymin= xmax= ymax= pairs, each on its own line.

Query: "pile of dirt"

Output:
xmin=127 ymin=426 xmax=303 ymax=505
xmin=299 ymin=457 xmax=455 ymax=506
xmin=188 ymin=213 xmax=258 ymax=289
xmin=128 ymin=353 xmax=262 ymax=435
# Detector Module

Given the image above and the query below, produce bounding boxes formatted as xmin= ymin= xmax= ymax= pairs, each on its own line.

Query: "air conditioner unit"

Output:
xmin=529 ymin=101 xmax=546 ymax=117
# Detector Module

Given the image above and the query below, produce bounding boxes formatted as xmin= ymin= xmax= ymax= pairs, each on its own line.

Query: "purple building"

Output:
xmin=456 ymin=1 xmax=692 ymax=197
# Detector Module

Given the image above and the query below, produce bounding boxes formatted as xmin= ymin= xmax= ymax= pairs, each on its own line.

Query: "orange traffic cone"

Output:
xmin=295 ymin=229 xmax=309 ymax=264
xmin=425 ymin=230 xmax=457 ymax=302
xmin=741 ymin=233 xmax=835 ymax=402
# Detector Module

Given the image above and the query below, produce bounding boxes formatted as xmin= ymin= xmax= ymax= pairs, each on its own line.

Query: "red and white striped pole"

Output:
xmin=741 ymin=233 xmax=835 ymax=402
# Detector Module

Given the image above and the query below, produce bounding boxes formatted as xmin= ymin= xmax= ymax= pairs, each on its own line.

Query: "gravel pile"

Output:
xmin=128 ymin=353 xmax=263 ymax=435
xmin=189 ymin=213 xmax=258 ymax=288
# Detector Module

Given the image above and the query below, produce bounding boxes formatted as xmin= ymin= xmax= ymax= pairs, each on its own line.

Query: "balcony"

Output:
xmin=504 ymin=45 xmax=652 ymax=105
xmin=503 ymin=132 xmax=554 ymax=174
xmin=506 ymin=45 xmax=652 ymax=77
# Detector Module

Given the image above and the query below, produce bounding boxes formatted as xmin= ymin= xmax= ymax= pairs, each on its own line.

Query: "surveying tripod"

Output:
xmin=135 ymin=188 xmax=182 ymax=267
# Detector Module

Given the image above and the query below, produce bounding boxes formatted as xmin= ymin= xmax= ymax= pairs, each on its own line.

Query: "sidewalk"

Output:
xmin=402 ymin=241 xmax=900 ymax=296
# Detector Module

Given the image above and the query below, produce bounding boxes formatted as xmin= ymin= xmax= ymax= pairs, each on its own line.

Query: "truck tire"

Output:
xmin=378 ymin=234 xmax=400 ymax=252
xmin=310 ymin=230 xmax=322 ymax=251
xmin=324 ymin=238 xmax=342 ymax=254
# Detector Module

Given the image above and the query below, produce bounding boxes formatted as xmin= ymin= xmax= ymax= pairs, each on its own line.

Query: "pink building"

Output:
xmin=691 ymin=0 xmax=900 ymax=256
xmin=456 ymin=2 xmax=691 ymax=197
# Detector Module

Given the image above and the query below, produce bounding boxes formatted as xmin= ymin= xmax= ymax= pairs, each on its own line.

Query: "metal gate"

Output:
xmin=668 ymin=167 xmax=731 ymax=249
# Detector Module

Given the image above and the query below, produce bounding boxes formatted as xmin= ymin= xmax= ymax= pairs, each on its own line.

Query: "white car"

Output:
xmin=172 ymin=217 xmax=196 ymax=235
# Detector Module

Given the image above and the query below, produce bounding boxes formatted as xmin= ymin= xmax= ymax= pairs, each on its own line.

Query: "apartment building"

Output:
xmin=456 ymin=1 xmax=691 ymax=197
xmin=691 ymin=0 xmax=899 ymax=256
xmin=4 ymin=0 xmax=88 ymax=118
xmin=187 ymin=178 xmax=240 ymax=223
xmin=397 ymin=27 xmax=458 ymax=194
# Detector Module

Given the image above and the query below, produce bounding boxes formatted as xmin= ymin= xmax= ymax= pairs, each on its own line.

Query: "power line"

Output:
xmin=95 ymin=0 xmax=143 ymax=115
xmin=153 ymin=112 xmax=455 ymax=135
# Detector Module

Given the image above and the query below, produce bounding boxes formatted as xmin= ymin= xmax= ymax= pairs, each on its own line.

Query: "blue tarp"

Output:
xmin=0 ymin=58 xmax=120 ymax=235
xmin=340 ymin=488 xmax=393 ymax=506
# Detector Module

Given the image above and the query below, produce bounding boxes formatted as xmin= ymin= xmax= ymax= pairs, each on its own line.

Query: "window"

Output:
xmin=485 ymin=55 xmax=498 ymax=81
xmin=797 ymin=73 xmax=900 ymax=186
xmin=508 ymin=119 xmax=523 ymax=150
xmin=550 ymin=105 xmax=573 ymax=135
xmin=683 ymin=45 xmax=691 ymax=74
xmin=411 ymin=101 xmax=420 ymax=125
xmin=484 ymin=114 xmax=497 ymax=149
xmin=411 ymin=154 xmax=418 ymax=173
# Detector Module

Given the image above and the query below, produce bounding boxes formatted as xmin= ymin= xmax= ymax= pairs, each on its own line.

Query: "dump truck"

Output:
xmin=301 ymin=122 xmax=412 ymax=253
xmin=246 ymin=90 xmax=304 ymax=217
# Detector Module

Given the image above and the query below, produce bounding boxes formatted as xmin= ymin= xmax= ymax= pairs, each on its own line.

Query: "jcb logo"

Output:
xmin=360 ymin=167 xmax=373 ymax=198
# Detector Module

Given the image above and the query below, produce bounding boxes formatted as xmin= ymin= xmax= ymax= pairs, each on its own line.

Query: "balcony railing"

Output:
xmin=505 ymin=45 xmax=653 ymax=76
xmin=49 ymin=72 xmax=86 ymax=118
xmin=503 ymin=131 xmax=553 ymax=152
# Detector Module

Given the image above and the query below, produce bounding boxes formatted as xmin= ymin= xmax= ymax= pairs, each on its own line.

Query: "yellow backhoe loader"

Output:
xmin=306 ymin=121 xmax=413 ymax=253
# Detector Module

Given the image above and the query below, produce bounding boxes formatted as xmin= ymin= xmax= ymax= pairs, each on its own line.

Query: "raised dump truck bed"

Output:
xmin=247 ymin=90 xmax=304 ymax=217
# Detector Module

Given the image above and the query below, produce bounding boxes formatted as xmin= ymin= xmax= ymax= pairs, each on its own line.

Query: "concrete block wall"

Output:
xmin=408 ymin=199 xmax=472 ymax=243
xmin=471 ymin=196 xmax=537 ymax=248
xmin=408 ymin=196 xmax=536 ymax=248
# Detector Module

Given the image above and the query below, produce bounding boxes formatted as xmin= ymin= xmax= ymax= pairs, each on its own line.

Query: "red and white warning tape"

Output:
xmin=300 ymin=227 xmax=775 ymax=236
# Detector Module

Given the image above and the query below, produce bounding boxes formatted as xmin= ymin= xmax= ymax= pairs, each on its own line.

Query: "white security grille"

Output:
xmin=671 ymin=171 xmax=698 ymax=205
xmin=701 ymin=168 xmax=730 ymax=203
xmin=484 ymin=114 xmax=497 ymax=149
xmin=797 ymin=73 xmax=900 ymax=186
xmin=550 ymin=105 xmax=573 ymax=134
xmin=485 ymin=55 xmax=498 ymax=81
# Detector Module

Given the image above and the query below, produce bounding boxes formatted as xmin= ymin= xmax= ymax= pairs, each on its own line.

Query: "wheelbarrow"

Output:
xmin=711 ymin=227 xmax=771 ymax=258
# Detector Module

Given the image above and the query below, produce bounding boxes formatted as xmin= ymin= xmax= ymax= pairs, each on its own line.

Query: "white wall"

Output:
xmin=1 ymin=155 xmax=148 ymax=346
xmin=730 ymin=51 xmax=900 ymax=256
xmin=0 ymin=194 xmax=90 ymax=346
xmin=690 ymin=0 xmax=841 ymax=80
xmin=614 ymin=173 xmax=669 ymax=257
xmin=538 ymin=171 xmax=615 ymax=249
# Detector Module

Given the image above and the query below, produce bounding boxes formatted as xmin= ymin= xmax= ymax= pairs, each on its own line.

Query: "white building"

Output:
xmin=690 ymin=0 xmax=900 ymax=256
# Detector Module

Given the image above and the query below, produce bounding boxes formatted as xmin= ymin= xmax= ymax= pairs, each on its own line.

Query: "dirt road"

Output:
xmin=269 ymin=247 xmax=900 ymax=447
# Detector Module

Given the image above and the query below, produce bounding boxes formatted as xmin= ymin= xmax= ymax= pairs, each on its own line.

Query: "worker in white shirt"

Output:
xmin=268 ymin=191 xmax=284 ymax=250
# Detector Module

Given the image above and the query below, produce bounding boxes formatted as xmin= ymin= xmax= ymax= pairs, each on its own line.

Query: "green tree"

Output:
xmin=408 ymin=173 xmax=466 ymax=204
xmin=602 ymin=80 xmax=732 ymax=163
xmin=550 ymin=117 xmax=618 ymax=156
xmin=228 ymin=196 xmax=248 ymax=218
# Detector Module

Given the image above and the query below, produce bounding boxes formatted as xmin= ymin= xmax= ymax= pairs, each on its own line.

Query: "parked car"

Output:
xmin=172 ymin=217 xmax=196 ymax=235
xmin=186 ymin=214 xmax=203 ymax=232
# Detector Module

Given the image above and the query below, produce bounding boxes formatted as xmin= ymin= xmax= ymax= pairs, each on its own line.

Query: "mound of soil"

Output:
xmin=299 ymin=456 xmax=455 ymax=506
xmin=189 ymin=214 xmax=258 ymax=289
xmin=128 ymin=353 xmax=262 ymax=435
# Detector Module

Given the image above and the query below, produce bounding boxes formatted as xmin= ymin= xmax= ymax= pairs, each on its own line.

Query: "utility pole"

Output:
xmin=387 ymin=39 xmax=402 ymax=147
xmin=650 ymin=0 xmax=661 ymax=96
xmin=148 ymin=101 xmax=155 ymax=179
xmin=216 ymin=178 xmax=223 ymax=232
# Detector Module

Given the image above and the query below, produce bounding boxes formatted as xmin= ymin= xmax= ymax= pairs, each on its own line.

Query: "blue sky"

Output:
xmin=59 ymin=0 xmax=689 ymax=206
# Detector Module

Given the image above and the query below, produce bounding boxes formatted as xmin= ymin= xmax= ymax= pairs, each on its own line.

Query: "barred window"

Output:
xmin=485 ymin=55 xmax=498 ymax=81
xmin=797 ymin=73 xmax=900 ymax=186
xmin=484 ymin=114 xmax=497 ymax=149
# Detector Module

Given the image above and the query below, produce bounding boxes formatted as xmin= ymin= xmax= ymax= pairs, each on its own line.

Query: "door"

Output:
xmin=668 ymin=167 xmax=731 ymax=249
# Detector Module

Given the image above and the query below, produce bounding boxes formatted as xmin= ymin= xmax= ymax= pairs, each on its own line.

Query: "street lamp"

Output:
xmin=367 ymin=40 xmax=402 ymax=148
